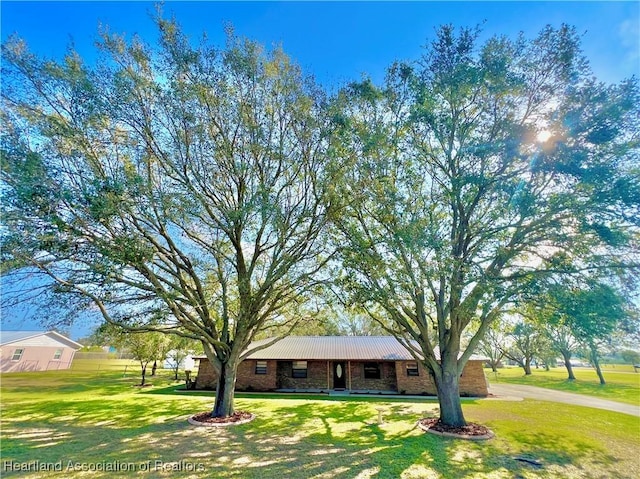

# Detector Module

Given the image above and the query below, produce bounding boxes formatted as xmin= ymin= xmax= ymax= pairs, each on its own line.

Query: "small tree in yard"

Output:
xmin=543 ymin=324 xmax=581 ymax=379
xmin=477 ymin=321 xmax=507 ymax=373
xmin=1 ymin=16 xmax=336 ymax=417
xmin=563 ymin=281 xmax=633 ymax=385
xmin=621 ymin=350 xmax=640 ymax=368
xmin=102 ymin=326 xmax=169 ymax=386
xmin=331 ymin=24 xmax=639 ymax=426
xmin=501 ymin=320 xmax=549 ymax=375
xmin=165 ymin=335 xmax=201 ymax=381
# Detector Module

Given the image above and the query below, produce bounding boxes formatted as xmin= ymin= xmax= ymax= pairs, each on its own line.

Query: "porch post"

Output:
xmin=327 ymin=361 xmax=330 ymax=390
xmin=348 ymin=360 xmax=352 ymax=390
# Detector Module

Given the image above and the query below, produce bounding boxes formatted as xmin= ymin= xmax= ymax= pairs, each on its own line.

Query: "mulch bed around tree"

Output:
xmin=188 ymin=411 xmax=255 ymax=427
xmin=418 ymin=418 xmax=494 ymax=440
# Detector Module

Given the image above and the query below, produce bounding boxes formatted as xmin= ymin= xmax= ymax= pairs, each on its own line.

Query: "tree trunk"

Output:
xmin=140 ymin=364 xmax=147 ymax=386
xmin=593 ymin=360 xmax=606 ymax=385
xmin=523 ymin=358 xmax=532 ymax=375
xmin=433 ymin=357 xmax=466 ymax=427
xmin=211 ymin=361 xmax=238 ymax=418
xmin=589 ymin=345 xmax=606 ymax=385
xmin=151 ymin=360 xmax=157 ymax=376
xmin=561 ymin=351 xmax=576 ymax=380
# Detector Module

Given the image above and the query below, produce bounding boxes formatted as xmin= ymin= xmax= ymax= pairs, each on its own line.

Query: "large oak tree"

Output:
xmin=331 ymin=25 xmax=639 ymax=426
xmin=1 ymin=18 xmax=337 ymax=417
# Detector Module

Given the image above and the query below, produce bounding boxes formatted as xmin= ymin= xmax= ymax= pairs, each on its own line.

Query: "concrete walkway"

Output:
xmin=489 ymin=383 xmax=640 ymax=417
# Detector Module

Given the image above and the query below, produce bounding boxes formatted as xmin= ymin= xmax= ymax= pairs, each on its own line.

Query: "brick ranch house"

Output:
xmin=194 ymin=336 xmax=488 ymax=396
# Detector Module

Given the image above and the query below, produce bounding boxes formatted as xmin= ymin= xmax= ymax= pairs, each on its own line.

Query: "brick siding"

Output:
xmin=459 ymin=361 xmax=489 ymax=396
xmin=236 ymin=360 xmax=277 ymax=391
xmin=395 ymin=360 xmax=488 ymax=396
xmin=194 ymin=358 xmax=216 ymax=389
xmin=195 ymin=359 xmax=277 ymax=391
xmin=277 ymin=361 xmax=329 ymax=389
xmin=195 ymin=358 xmax=488 ymax=396
xmin=349 ymin=362 xmax=397 ymax=391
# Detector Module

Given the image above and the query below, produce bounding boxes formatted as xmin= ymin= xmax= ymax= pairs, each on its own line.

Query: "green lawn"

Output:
xmin=487 ymin=365 xmax=640 ymax=406
xmin=1 ymin=361 xmax=638 ymax=479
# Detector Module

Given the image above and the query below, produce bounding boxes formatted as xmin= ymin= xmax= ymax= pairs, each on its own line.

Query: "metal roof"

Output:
xmin=219 ymin=336 xmax=487 ymax=361
xmin=245 ymin=336 xmax=412 ymax=360
xmin=0 ymin=330 xmax=83 ymax=349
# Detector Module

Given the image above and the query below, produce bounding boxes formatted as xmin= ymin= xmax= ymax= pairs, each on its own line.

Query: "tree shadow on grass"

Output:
xmin=221 ymin=399 xmax=621 ymax=478
xmin=2 ymin=390 xmax=633 ymax=479
xmin=505 ymin=430 xmax=619 ymax=472
xmin=143 ymin=384 xmax=448 ymax=405
xmin=1 ymin=371 xmax=139 ymax=397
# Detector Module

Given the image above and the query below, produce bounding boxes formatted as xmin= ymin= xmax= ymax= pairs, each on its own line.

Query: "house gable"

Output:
xmin=0 ymin=330 xmax=82 ymax=373
xmin=0 ymin=331 xmax=82 ymax=350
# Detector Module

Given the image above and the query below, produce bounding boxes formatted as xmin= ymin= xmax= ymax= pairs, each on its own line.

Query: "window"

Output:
xmin=53 ymin=349 xmax=63 ymax=360
xmin=292 ymin=361 xmax=307 ymax=378
xmin=11 ymin=349 xmax=24 ymax=361
xmin=364 ymin=362 xmax=381 ymax=379
xmin=406 ymin=362 xmax=419 ymax=377
xmin=255 ymin=360 xmax=267 ymax=375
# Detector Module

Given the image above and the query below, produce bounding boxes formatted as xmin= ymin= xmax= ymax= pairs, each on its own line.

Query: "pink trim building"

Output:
xmin=0 ymin=331 xmax=82 ymax=372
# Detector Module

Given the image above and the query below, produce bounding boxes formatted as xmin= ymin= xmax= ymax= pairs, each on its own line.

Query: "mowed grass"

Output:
xmin=487 ymin=365 xmax=640 ymax=405
xmin=0 ymin=361 xmax=638 ymax=479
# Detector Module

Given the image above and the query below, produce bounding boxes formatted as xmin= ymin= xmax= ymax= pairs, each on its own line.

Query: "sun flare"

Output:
xmin=537 ymin=130 xmax=552 ymax=143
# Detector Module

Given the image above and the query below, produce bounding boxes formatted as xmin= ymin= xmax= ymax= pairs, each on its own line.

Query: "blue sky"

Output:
xmin=2 ymin=1 xmax=639 ymax=86
xmin=1 ymin=1 xmax=639 ymax=339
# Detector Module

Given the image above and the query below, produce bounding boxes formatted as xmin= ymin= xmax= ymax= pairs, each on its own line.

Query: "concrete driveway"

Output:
xmin=489 ymin=383 xmax=640 ymax=417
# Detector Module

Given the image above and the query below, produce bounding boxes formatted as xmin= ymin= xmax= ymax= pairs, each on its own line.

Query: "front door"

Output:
xmin=333 ymin=362 xmax=346 ymax=389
